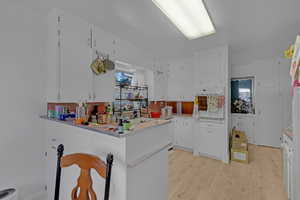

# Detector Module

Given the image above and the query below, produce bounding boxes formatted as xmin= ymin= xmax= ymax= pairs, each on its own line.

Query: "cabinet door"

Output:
xmin=153 ymin=70 xmax=168 ymax=101
xmin=45 ymin=10 xmax=61 ymax=102
xmin=194 ymin=48 xmax=225 ymax=90
xmin=173 ymin=118 xmax=184 ymax=146
xmin=168 ymin=65 xmax=183 ymax=101
xmin=194 ymin=123 xmax=224 ymax=160
xmin=92 ymin=70 xmax=115 ymax=102
xmin=184 ymin=119 xmax=194 ymax=149
xmin=92 ymin=26 xmax=116 ymax=102
xmin=181 ymin=65 xmax=194 ymax=101
xmin=177 ymin=119 xmax=193 ymax=150
xmin=60 ymin=13 xmax=93 ymax=101
xmin=46 ymin=130 xmax=65 ymax=200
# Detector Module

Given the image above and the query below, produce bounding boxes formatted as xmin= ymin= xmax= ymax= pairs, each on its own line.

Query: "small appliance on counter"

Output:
xmin=161 ymin=106 xmax=173 ymax=119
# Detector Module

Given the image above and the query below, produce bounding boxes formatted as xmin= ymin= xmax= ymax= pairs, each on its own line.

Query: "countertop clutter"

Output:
xmin=41 ymin=115 xmax=171 ymax=138
xmin=44 ymin=100 xmax=172 ymax=138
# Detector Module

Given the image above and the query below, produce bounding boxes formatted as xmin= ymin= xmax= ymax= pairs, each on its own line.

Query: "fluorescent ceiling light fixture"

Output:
xmin=152 ymin=0 xmax=215 ymax=39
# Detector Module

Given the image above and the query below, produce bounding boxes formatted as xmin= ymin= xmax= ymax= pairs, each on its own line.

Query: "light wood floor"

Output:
xmin=169 ymin=145 xmax=288 ymax=200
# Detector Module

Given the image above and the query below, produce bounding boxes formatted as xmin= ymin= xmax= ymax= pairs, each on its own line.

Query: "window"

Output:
xmin=231 ymin=77 xmax=255 ymax=114
xmin=115 ymin=71 xmax=133 ymax=86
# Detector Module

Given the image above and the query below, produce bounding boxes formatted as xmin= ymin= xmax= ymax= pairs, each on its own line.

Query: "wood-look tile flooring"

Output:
xmin=169 ymin=145 xmax=288 ymax=200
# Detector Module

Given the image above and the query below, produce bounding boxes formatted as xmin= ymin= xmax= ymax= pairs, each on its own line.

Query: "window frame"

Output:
xmin=231 ymin=76 xmax=255 ymax=115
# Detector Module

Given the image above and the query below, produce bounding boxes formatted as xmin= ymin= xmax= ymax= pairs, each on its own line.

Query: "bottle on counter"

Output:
xmin=89 ymin=105 xmax=98 ymax=123
xmin=118 ymin=119 xmax=124 ymax=134
xmin=75 ymin=101 xmax=88 ymax=124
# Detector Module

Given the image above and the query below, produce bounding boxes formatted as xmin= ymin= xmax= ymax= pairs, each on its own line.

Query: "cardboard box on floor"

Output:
xmin=231 ymin=148 xmax=249 ymax=164
xmin=231 ymin=128 xmax=249 ymax=163
xmin=231 ymin=129 xmax=248 ymax=150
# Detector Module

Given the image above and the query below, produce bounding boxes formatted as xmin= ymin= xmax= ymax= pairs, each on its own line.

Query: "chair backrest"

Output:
xmin=54 ymin=144 xmax=113 ymax=200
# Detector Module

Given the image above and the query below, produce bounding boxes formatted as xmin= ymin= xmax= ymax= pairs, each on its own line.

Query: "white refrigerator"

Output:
xmin=292 ymin=87 xmax=300 ymax=200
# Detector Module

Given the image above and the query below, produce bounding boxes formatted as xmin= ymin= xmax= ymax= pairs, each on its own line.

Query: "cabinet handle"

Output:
xmin=51 ymin=138 xmax=57 ymax=142
xmin=51 ymin=146 xmax=57 ymax=150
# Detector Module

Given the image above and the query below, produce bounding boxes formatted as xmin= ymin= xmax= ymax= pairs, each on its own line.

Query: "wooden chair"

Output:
xmin=54 ymin=144 xmax=113 ymax=200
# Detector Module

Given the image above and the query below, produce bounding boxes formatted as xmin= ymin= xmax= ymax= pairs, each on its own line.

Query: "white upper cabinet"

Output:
xmin=194 ymin=47 xmax=227 ymax=92
xmin=45 ymin=9 xmax=63 ymax=102
xmin=146 ymin=70 xmax=154 ymax=100
xmin=167 ymin=64 xmax=182 ymax=101
xmin=91 ymin=26 xmax=115 ymax=102
xmin=153 ymin=68 xmax=168 ymax=101
xmin=59 ymin=12 xmax=93 ymax=102
xmin=146 ymin=65 xmax=168 ymax=101
xmin=92 ymin=70 xmax=115 ymax=102
xmin=167 ymin=60 xmax=194 ymax=101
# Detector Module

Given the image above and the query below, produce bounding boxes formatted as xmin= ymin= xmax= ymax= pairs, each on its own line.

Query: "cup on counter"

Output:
xmin=123 ymin=121 xmax=132 ymax=131
xmin=48 ymin=110 xmax=56 ymax=118
xmin=55 ymin=105 xmax=64 ymax=119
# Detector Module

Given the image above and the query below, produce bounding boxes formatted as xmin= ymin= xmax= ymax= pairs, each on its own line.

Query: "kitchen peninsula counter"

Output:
xmin=42 ymin=116 xmax=171 ymax=200
xmin=41 ymin=116 xmax=171 ymax=138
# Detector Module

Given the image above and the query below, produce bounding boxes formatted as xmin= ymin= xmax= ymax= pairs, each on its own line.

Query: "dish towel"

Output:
xmin=218 ymin=96 xmax=225 ymax=108
xmin=208 ymin=96 xmax=218 ymax=113
xmin=193 ymin=96 xmax=200 ymax=119
xmin=199 ymin=96 xmax=208 ymax=111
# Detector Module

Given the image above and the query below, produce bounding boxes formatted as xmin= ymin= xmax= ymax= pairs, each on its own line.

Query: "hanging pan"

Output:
xmin=103 ymin=55 xmax=115 ymax=71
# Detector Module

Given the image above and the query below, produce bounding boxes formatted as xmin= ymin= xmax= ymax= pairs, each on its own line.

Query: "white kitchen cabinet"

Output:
xmin=146 ymin=70 xmax=154 ymax=101
xmin=168 ymin=65 xmax=186 ymax=101
xmin=146 ymin=68 xmax=168 ymax=101
xmin=194 ymin=47 xmax=227 ymax=91
xmin=172 ymin=117 xmax=194 ymax=151
xmin=167 ymin=61 xmax=194 ymax=101
xmin=45 ymin=9 xmax=61 ymax=102
xmin=167 ymin=65 xmax=180 ymax=101
xmin=193 ymin=122 xmax=226 ymax=161
xmin=45 ymin=123 xmax=93 ymax=200
xmin=46 ymin=10 xmax=93 ymax=102
xmin=91 ymin=26 xmax=116 ymax=102
xmin=153 ymin=69 xmax=168 ymax=101
xmin=92 ymin=71 xmax=115 ymax=102
xmin=59 ymin=12 xmax=93 ymax=102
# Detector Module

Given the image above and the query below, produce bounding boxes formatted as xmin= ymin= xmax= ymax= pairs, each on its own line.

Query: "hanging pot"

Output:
xmin=90 ymin=51 xmax=105 ymax=75
xmin=103 ymin=55 xmax=115 ymax=71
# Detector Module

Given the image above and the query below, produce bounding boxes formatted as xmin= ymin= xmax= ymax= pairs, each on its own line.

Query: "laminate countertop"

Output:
xmin=40 ymin=116 xmax=171 ymax=138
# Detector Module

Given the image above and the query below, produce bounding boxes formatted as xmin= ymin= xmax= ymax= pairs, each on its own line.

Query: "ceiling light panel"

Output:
xmin=152 ymin=0 xmax=215 ymax=39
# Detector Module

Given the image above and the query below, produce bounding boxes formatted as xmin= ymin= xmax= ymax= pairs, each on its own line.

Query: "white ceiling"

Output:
xmin=10 ymin=0 xmax=300 ymax=65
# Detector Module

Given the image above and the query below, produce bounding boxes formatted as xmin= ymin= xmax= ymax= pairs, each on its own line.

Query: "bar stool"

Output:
xmin=54 ymin=144 xmax=113 ymax=200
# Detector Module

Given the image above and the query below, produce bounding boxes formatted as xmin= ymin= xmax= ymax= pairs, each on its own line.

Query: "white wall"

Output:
xmin=231 ymin=57 xmax=292 ymax=147
xmin=0 ymin=1 xmax=46 ymax=198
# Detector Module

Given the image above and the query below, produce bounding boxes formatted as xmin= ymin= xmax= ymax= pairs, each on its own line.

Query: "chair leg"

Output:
xmin=104 ymin=153 xmax=113 ymax=200
xmin=54 ymin=144 xmax=64 ymax=200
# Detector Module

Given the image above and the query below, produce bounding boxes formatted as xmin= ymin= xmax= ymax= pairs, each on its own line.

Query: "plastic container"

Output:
xmin=151 ymin=112 xmax=161 ymax=118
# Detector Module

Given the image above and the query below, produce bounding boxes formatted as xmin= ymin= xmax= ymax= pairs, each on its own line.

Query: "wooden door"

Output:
xmin=256 ymin=84 xmax=281 ymax=147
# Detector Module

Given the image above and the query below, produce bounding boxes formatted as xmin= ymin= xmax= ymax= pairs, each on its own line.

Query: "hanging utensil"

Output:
xmin=103 ymin=55 xmax=115 ymax=71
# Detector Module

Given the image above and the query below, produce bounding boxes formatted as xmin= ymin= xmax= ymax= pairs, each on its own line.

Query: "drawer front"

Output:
xmin=194 ymin=126 xmax=224 ymax=160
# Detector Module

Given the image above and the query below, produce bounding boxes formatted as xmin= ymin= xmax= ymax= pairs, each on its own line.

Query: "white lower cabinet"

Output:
xmin=172 ymin=117 xmax=194 ymax=151
xmin=193 ymin=122 xmax=226 ymax=161
xmin=45 ymin=125 xmax=92 ymax=200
